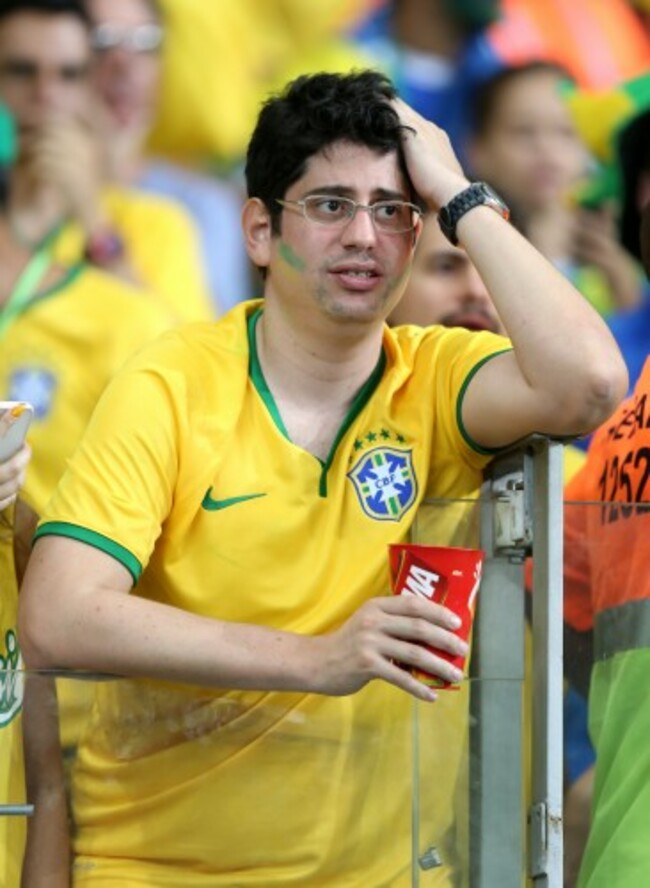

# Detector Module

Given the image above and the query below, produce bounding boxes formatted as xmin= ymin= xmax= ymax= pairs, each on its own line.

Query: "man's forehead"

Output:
xmin=86 ymin=0 xmax=159 ymax=26
xmin=0 ymin=11 xmax=90 ymax=55
xmin=299 ymin=141 xmax=406 ymax=192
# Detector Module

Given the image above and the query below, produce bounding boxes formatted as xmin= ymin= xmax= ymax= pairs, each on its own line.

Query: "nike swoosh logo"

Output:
xmin=201 ymin=488 xmax=267 ymax=511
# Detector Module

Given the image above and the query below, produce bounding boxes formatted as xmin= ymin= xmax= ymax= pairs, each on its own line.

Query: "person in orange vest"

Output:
xmin=563 ymin=182 xmax=650 ymax=887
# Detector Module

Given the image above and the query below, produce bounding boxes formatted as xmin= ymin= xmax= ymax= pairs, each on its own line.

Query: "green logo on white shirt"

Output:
xmin=0 ymin=629 xmax=24 ymax=727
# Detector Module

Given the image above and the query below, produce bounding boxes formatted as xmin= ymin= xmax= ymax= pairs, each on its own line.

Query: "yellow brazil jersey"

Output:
xmin=48 ymin=187 xmax=214 ymax=325
xmin=36 ymin=301 xmax=511 ymax=887
xmin=0 ymin=264 xmax=174 ymax=517
xmin=0 ymin=507 xmax=26 ymax=888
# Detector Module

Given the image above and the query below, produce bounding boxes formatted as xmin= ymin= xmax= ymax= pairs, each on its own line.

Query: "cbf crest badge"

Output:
xmin=348 ymin=446 xmax=418 ymax=522
xmin=8 ymin=367 xmax=56 ymax=419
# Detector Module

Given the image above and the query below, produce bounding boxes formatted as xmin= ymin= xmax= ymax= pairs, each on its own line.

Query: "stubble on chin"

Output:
xmin=313 ymin=275 xmax=406 ymax=323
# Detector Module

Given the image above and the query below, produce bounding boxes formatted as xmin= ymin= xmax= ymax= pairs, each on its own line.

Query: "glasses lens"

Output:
xmin=373 ymin=201 xmax=418 ymax=232
xmin=299 ymin=196 xmax=419 ymax=232
xmin=92 ymin=24 xmax=121 ymax=51
xmin=92 ymin=24 xmax=163 ymax=53
xmin=303 ymin=196 xmax=355 ymax=225
xmin=131 ymin=25 xmax=164 ymax=52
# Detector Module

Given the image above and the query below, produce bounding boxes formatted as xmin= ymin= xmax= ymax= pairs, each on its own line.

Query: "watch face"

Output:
xmin=437 ymin=183 xmax=510 ymax=244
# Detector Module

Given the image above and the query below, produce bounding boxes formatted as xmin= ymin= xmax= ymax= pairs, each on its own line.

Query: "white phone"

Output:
xmin=0 ymin=401 xmax=33 ymax=461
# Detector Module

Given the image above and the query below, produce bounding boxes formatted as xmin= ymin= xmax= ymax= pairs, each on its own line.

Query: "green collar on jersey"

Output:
xmin=247 ymin=308 xmax=387 ymax=497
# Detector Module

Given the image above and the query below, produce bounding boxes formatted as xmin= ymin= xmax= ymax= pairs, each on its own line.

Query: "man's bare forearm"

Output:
xmin=19 ymin=538 xmax=467 ymax=703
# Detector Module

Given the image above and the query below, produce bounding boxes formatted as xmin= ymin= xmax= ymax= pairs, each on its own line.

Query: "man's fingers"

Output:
xmin=379 ymin=592 xmax=463 ymax=631
xmin=386 ymin=616 xmax=469 ymax=658
xmin=381 ymin=636 xmax=466 ymax=685
xmin=373 ymin=657 xmax=439 ymax=702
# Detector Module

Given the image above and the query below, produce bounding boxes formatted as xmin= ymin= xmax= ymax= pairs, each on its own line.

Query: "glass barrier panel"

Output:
xmin=6 ymin=671 xmax=507 ymax=887
xmin=7 ymin=497 xmax=637 ymax=886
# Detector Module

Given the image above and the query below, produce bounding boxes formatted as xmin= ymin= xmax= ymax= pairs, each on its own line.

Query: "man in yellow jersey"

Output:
xmin=0 ymin=213 xmax=174 ymax=878
xmin=0 ymin=210 xmax=173 ymax=515
xmin=0 ymin=0 xmax=213 ymax=324
xmin=20 ymin=71 xmax=626 ymax=886
xmin=1 ymin=446 xmax=68 ymax=887
xmin=0 ymin=180 xmax=175 ymax=769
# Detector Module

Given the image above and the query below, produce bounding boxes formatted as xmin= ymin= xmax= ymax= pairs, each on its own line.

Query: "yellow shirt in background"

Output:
xmin=0 ymin=508 xmax=25 ymax=888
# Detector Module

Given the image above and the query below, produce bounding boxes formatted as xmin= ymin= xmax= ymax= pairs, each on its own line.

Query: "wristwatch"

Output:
xmin=83 ymin=229 xmax=126 ymax=267
xmin=438 ymin=182 xmax=510 ymax=245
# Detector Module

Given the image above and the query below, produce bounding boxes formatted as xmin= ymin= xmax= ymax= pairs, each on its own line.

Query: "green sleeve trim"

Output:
xmin=34 ymin=521 xmax=142 ymax=583
xmin=456 ymin=348 xmax=513 ymax=455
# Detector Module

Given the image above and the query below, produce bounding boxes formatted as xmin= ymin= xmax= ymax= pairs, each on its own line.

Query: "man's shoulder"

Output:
xmin=118 ymin=301 xmax=256 ymax=374
xmin=385 ymin=322 xmax=509 ymax=368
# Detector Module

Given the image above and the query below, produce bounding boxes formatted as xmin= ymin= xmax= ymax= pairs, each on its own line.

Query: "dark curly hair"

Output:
xmin=618 ymin=108 xmax=650 ymax=264
xmin=245 ymin=69 xmax=413 ymax=234
xmin=0 ymin=0 xmax=91 ymax=27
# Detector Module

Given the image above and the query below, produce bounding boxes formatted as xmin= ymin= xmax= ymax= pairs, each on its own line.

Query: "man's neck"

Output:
xmin=255 ymin=301 xmax=385 ymax=460
xmin=257 ymin=300 xmax=384 ymax=407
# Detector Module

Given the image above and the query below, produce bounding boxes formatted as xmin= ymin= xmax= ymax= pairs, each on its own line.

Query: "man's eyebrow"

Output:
xmin=301 ymin=185 xmax=410 ymax=201
xmin=0 ymin=58 xmax=89 ymax=76
xmin=0 ymin=58 xmax=38 ymax=72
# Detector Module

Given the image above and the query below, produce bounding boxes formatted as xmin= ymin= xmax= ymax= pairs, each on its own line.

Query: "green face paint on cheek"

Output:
xmin=278 ymin=240 xmax=307 ymax=272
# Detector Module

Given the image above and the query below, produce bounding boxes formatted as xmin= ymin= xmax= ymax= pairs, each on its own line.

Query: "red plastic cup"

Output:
xmin=389 ymin=543 xmax=484 ymax=689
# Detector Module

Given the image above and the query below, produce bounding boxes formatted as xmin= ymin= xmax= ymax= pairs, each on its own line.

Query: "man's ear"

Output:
xmin=242 ymin=198 xmax=273 ymax=268
xmin=412 ymin=213 xmax=424 ymax=249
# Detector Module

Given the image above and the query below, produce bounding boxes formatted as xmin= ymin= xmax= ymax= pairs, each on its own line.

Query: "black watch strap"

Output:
xmin=438 ymin=182 xmax=510 ymax=245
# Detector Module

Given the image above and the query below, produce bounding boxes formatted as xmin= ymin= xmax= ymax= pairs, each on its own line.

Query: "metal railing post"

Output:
xmin=528 ymin=438 xmax=564 ymax=886
xmin=470 ymin=446 xmax=530 ymax=887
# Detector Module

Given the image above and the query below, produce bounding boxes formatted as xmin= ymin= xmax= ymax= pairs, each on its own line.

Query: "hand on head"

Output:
xmin=391 ymin=97 xmax=469 ymax=210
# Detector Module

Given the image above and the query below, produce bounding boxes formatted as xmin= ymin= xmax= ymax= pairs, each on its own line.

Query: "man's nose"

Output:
xmin=33 ymin=73 xmax=60 ymax=107
xmin=340 ymin=205 xmax=378 ymax=249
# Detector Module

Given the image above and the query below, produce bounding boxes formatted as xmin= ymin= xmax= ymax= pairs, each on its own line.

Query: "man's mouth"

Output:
xmin=330 ymin=265 xmax=382 ymax=291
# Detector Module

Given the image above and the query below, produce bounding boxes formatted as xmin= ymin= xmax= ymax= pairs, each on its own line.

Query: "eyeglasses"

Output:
xmin=276 ymin=194 xmax=422 ymax=234
xmin=91 ymin=23 xmax=164 ymax=54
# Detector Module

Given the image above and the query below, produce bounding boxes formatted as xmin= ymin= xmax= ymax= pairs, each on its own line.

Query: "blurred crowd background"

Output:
xmin=3 ymin=2 xmax=650 ymax=886
xmin=95 ymin=0 xmax=650 ymax=317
